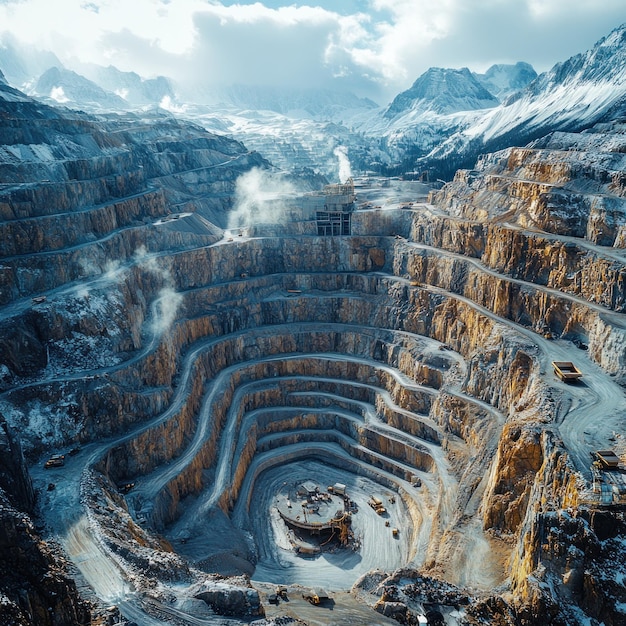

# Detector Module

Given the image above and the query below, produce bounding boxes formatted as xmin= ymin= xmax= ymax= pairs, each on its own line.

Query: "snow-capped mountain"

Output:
xmin=384 ymin=67 xmax=499 ymax=119
xmin=417 ymin=22 xmax=626 ymax=177
xmin=3 ymin=22 xmax=625 ymax=183
xmin=33 ymin=66 xmax=128 ymax=110
xmin=79 ymin=64 xmax=174 ymax=107
xmin=0 ymin=35 xmax=62 ymax=90
xmin=473 ymin=62 xmax=537 ymax=100
xmin=344 ymin=62 xmax=539 ymax=174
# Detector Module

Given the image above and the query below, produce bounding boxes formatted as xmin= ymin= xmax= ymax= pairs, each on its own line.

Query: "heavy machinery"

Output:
xmin=552 ymin=361 xmax=583 ymax=382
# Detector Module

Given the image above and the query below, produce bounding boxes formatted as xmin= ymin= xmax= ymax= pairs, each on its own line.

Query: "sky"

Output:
xmin=0 ymin=0 xmax=625 ymax=104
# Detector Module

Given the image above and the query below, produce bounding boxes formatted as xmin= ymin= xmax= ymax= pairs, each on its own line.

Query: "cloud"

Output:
xmin=49 ymin=85 xmax=69 ymax=102
xmin=187 ymin=5 xmax=343 ymax=89
xmin=0 ymin=0 xmax=624 ymax=103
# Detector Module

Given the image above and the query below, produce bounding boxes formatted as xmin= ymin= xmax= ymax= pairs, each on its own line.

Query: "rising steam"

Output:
xmin=333 ymin=145 xmax=352 ymax=183
xmin=133 ymin=246 xmax=183 ymax=335
xmin=227 ymin=168 xmax=295 ymax=231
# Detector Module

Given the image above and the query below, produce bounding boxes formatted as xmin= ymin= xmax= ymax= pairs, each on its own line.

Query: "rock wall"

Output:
xmin=0 ymin=416 xmax=91 ymax=625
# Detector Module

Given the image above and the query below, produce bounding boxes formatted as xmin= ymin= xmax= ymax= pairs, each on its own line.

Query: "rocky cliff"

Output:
xmin=0 ymin=416 xmax=91 ymax=626
xmin=1 ymin=77 xmax=626 ymax=626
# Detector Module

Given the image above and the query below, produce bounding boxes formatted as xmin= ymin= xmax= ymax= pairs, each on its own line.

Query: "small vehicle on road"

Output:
xmin=44 ymin=454 xmax=65 ymax=468
xmin=593 ymin=450 xmax=620 ymax=469
xmin=303 ymin=589 xmax=331 ymax=605
xmin=551 ymin=361 xmax=583 ymax=382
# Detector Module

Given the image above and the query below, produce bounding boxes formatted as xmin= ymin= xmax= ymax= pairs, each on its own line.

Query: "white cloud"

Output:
xmin=0 ymin=0 xmax=624 ymax=103
xmin=49 ymin=85 xmax=69 ymax=102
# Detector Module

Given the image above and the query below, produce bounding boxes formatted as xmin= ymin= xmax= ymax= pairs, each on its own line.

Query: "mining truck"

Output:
xmin=594 ymin=450 xmax=620 ymax=468
xmin=44 ymin=454 xmax=65 ymax=468
xmin=551 ymin=361 xmax=583 ymax=382
xmin=368 ymin=496 xmax=386 ymax=515
xmin=303 ymin=589 xmax=331 ymax=605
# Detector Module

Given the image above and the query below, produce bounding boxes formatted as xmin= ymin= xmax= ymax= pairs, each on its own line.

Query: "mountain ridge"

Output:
xmin=383 ymin=66 xmax=500 ymax=118
xmin=415 ymin=21 xmax=626 ymax=178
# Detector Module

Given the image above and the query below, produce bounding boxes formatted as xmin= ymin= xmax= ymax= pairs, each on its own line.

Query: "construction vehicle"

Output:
xmin=368 ymin=496 xmax=386 ymax=515
xmin=303 ymin=589 xmax=331 ymax=605
xmin=44 ymin=454 xmax=65 ymax=468
xmin=327 ymin=482 xmax=346 ymax=496
xmin=392 ymin=528 xmax=399 ymax=537
xmin=551 ymin=361 xmax=583 ymax=382
xmin=594 ymin=450 xmax=620 ymax=468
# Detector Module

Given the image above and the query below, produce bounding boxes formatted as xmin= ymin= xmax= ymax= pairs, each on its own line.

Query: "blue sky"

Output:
xmin=0 ymin=0 xmax=625 ymax=103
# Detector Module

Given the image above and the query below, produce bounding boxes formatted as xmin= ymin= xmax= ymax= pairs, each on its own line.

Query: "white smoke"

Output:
xmin=333 ymin=145 xmax=352 ymax=183
xmin=227 ymin=167 xmax=295 ymax=231
xmin=133 ymin=246 xmax=182 ymax=335
xmin=159 ymin=95 xmax=188 ymax=114
xmin=49 ymin=86 xmax=69 ymax=103
xmin=152 ymin=287 xmax=183 ymax=335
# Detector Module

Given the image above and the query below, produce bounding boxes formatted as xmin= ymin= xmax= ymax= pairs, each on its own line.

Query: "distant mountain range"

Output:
xmin=0 ymin=22 xmax=625 ymax=180
xmin=80 ymin=64 xmax=175 ymax=106
xmin=34 ymin=66 xmax=128 ymax=109
xmin=414 ymin=22 xmax=626 ymax=178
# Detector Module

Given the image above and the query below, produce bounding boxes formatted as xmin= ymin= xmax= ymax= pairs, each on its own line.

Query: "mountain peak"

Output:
xmin=474 ymin=62 xmax=537 ymax=99
xmin=32 ymin=66 xmax=128 ymax=110
xmin=384 ymin=66 xmax=499 ymax=118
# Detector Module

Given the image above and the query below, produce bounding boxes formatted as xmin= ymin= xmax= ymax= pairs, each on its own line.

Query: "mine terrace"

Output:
xmin=1 ymin=81 xmax=626 ymax=626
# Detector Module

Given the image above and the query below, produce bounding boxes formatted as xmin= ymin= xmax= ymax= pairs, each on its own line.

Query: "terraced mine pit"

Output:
xmin=2 ymin=92 xmax=626 ymax=626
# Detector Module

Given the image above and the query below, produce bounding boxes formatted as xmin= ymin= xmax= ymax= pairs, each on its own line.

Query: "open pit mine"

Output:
xmin=1 ymin=80 xmax=626 ymax=626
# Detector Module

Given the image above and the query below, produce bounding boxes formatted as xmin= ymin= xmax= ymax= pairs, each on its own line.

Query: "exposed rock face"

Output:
xmin=0 ymin=82 xmax=272 ymax=624
xmin=0 ymin=417 xmax=90 ymax=625
xmin=194 ymin=577 xmax=264 ymax=617
xmin=2 ymin=78 xmax=626 ymax=626
xmin=0 ymin=417 xmax=34 ymax=512
xmin=483 ymin=423 xmax=545 ymax=533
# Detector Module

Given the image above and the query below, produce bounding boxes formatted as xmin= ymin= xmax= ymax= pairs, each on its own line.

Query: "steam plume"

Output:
xmin=333 ymin=145 xmax=352 ymax=183
xmin=227 ymin=168 xmax=295 ymax=231
xmin=133 ymin=246 xmax=182 ymax=334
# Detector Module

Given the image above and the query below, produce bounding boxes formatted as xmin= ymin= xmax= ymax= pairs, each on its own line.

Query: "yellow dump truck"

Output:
xmin=303 ymin=589 xmax=331 ymax=605
xmin=594 ymin=450 xmax=620 ymax=468
xmin=552 ymin=361 xmax=583 ymax=382
xmin=44 ymin=454 xmax=65 ymax=468
xmin=368 ymin=496 xmax=386 ymax=515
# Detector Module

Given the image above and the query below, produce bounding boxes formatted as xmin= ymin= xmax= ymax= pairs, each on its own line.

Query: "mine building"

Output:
xmin=297 ymin=481 xmax=320 ymax=498
xmin=299 ymin=179 xmax=356 ymax=236
xmin=276 ymin=481 xmax=354 ymax=552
